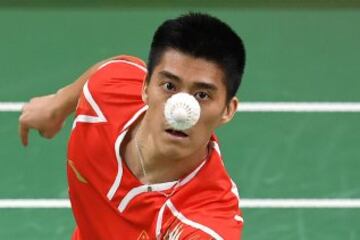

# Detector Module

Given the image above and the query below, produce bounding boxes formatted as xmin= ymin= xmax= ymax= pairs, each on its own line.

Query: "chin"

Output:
xmin=160 ymin=144 xmax=191 ymax=160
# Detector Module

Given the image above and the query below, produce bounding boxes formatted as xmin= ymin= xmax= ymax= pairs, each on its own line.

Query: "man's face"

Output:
xmin=142 ymin=49 xmax=238 ymax=159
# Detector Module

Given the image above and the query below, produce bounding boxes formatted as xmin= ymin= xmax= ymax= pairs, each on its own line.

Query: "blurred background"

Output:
xmin=0 ymin=0 xmax=360 ymax=239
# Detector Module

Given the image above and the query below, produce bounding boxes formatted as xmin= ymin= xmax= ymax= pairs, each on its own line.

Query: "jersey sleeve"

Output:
xmin=74 ymin=55 xmax=147 ymax=127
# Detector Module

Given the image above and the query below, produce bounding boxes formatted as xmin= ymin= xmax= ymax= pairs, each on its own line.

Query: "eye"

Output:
xmin=162 ymin=82 xmax=176 ymax=92
xmin=194 ymin=91 xmax=210 ymax=101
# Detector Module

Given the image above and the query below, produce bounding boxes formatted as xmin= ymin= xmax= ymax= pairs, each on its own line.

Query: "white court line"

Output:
xmin=1 ymin=199 xmax=360 ymax=208
xmin=0 ymin=102 xmax=25 ymax=112
xmin=0 ymin=199 xmax=71 ymax=208
xmin=237 ymin=102 xmax=360 ymax=112
xmin=2 ymin=102 xmax=360 ymax=112
xmin=240 ymin=199 xmax=360 ymax=208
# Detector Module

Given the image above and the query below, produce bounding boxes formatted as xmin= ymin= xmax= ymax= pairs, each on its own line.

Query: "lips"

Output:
xmin=165 ymin=129 xmax=188 ymax=138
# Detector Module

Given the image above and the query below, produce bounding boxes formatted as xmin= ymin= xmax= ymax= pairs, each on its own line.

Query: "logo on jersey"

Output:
xmin=68 ymin=160 xmax=88 ymax=184
xmin=137 ymin=230 xmax=150 ymax=240
xmin=163 ymin=223 xmax=183 ymax=240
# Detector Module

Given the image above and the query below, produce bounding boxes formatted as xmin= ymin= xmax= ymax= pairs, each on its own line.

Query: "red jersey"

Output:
xmin=67 ymin=55 xmax=243 ymax=240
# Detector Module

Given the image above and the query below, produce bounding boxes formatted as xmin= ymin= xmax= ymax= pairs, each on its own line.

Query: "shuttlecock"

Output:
xmin=164 ymin=92 xmax=201 ymax=131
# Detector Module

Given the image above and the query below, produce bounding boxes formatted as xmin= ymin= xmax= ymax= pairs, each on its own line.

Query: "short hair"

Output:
xmin=147 ymin=12 xmax=246 ymax=102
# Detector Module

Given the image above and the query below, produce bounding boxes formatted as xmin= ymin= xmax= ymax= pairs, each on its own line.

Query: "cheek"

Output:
xmin=192 ymin=112 xmax=222 ymax=144
xmin=147 ymin=85 xmax=168 ymax=105
xmin=198 ymin=107 xmax=223 ymax=129
xmin=146 ymin=90 xmax=167 ymax=123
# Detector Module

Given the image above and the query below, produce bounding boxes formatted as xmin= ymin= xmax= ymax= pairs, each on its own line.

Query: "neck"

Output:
xmin=130 ymin=117 xmax=209 ymax=184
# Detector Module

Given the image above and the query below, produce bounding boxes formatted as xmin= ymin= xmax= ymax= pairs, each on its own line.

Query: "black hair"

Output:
xmin=147 ymin=12 xmax=246 ymax=102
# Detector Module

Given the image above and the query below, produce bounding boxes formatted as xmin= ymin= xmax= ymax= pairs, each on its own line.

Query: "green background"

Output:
xmin=1 ymin=2 xmax=359 ymax=239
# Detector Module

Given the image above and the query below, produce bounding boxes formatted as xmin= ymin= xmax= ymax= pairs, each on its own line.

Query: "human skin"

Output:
xmin=18 ymin=56 xmax=120 ymax=146
xmin=18 ymin=49 xmax=239 ymax=184
xmin=125 ymin=49 xmax=239 ymax=184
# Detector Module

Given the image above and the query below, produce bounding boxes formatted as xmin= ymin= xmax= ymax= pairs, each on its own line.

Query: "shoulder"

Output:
xmin=73 ymin=55 xmax=147 ymax=128
xmin=88 ymin=55 xmax=147 ymax=93
xmin=158 ymin=140 xmax=243 ymax=239
xmin=93 ymin=55 xmax=147 ymax=78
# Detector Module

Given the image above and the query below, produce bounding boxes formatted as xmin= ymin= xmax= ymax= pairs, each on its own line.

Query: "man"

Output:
xmin=19 ymin=13 xmax=246 ymax=239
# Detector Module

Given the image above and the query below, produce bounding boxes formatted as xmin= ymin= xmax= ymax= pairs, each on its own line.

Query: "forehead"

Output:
xmin=152 ymin=49 xmax=226 ymax=89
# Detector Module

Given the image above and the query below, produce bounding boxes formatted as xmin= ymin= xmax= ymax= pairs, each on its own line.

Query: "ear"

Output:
xmin=219 ymin=97 xmax=239 ymax=125
xmin=141 ymin=79 xmax=149 ymax=104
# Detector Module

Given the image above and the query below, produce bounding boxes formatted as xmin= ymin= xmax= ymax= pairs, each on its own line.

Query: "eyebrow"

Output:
xmin=158 ymin=70 xmax=218 ymax=91
xmin=159 ymin=71 xmax=181 ymax=82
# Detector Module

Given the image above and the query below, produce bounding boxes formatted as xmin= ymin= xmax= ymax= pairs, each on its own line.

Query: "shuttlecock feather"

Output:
xmin=164 ymin=93 xmax=201 ymax=130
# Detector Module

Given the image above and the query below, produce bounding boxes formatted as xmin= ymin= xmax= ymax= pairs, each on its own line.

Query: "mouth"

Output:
xmin=165 ymin=128 xmax=189 ymax=138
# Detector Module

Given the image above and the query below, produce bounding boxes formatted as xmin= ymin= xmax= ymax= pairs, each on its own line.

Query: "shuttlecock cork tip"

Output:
xmin=172 ymin=108 xmax=188 ymax=122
